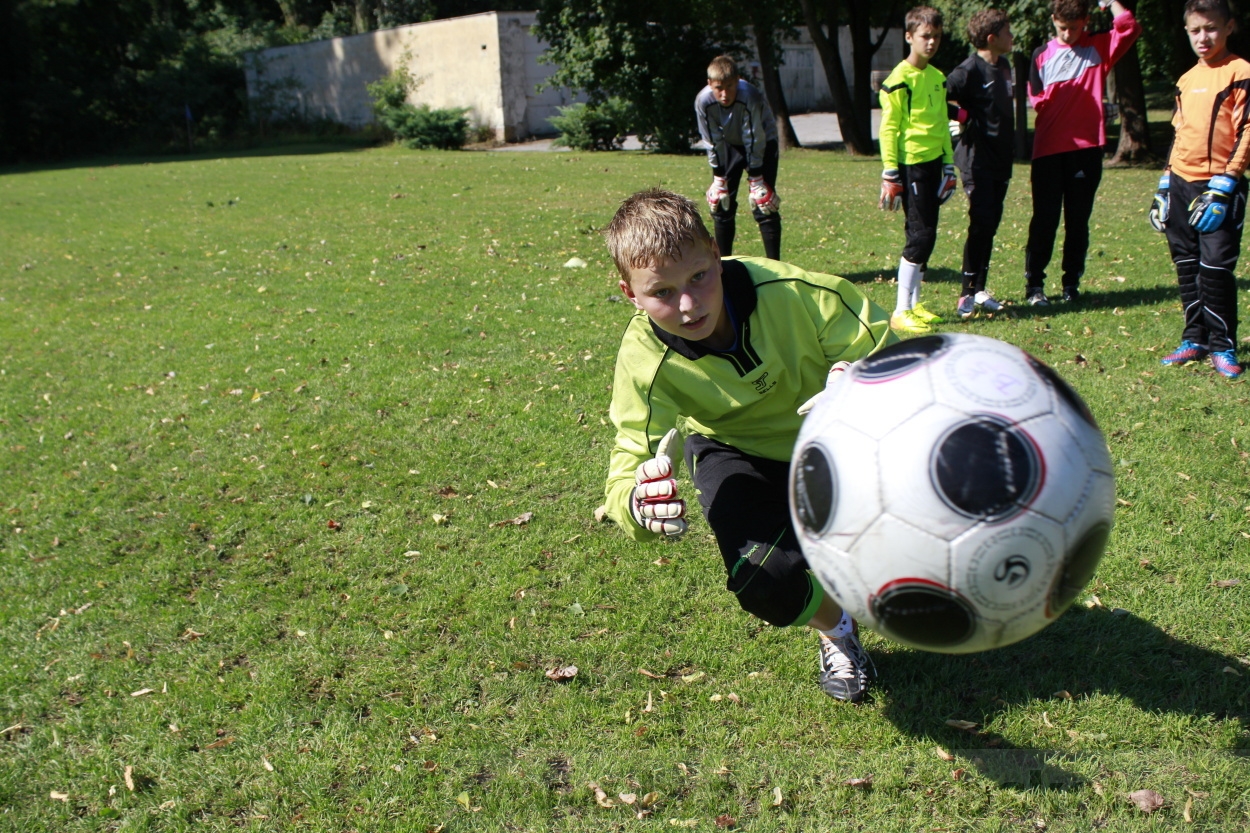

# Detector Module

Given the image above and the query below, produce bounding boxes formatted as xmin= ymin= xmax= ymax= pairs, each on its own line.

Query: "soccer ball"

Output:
xmin=790 ymin=333 xmax=1114 ymax=654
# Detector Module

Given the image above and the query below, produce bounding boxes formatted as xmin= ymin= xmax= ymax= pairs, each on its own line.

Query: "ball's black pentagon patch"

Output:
xmin=856 ymin=334 xmax=949 ymax=381
xmin=793 ymin=443 xmax=836 ymax=535
xmin=1025 ymin=353 xmax=1099 ymax=429
xmin=931 ymin=416 xmax=1041 ymax=521
xmin=1048 ymin=523 xmax=1110 ymax=616
xmin=873 ymin=583 xmax=977 ymax=648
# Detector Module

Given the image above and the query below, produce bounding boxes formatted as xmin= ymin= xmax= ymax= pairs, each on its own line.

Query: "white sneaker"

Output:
xmin=818 ymin=629 xmax=874 ymax=703
xmin=974 ymin=291 xmax=1003 ymax=313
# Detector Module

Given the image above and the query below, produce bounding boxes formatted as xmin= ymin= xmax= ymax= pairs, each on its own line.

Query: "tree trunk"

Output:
xmin=1108 ymin=33 xmax=1151 ymax=164
xmin=353 ymin=0 xmax=375 ymax=34
xmin=1014 ymin=52 xmax=1030 ymax=161
xmin=798 ymin=0 xmax=874 ymax=155
xmin=276 ymin=0 xmax=300 ymax=28
xmin=846 ymin=0 xmax=898 ymax=154
xmin=750 ymin=9 xmax=801 ymax=150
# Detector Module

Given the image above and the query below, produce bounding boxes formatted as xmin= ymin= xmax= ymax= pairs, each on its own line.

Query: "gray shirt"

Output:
xmin=695 ymin=80 xmax=778 ymax=174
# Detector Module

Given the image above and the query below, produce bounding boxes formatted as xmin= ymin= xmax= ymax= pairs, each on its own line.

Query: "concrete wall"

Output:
xmin=244 ymin=11 xmax=578 ymax=141
xmin=243 ymin=14 xmax=902 ymax=140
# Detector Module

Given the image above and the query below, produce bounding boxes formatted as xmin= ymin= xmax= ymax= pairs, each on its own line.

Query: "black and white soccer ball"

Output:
xmin=790 ymin=333 xmax=1115 ymax=654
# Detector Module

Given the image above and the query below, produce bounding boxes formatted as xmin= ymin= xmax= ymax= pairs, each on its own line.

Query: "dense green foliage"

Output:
xmin=535 ymin=0 xmax=740 ymax=154
xmin=550 ymin=98 xmax=632 ymax=151
xmin=0 ymin=0 xmax=530 ymax=163
xmin=367 ymin=65 xmax=470 ymax=150
xmin=1 ymin=141 xmax=1248 ymax=830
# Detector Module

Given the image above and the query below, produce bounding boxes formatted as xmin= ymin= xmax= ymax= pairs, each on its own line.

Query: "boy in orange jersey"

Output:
xmin=1153 ymin=0 xmax=1250 ymax=379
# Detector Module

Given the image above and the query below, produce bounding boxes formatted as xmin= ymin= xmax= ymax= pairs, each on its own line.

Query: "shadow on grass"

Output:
xmin=0 ymin=137 xmax=381 ymax=176
xmin=837 ymin=267 xmax=965 ymax=286
xmin=874 ymin=606 xmax=1249 ymax=788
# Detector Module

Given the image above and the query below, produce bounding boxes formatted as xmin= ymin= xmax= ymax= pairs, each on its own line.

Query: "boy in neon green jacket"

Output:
xmin=602 ymin=188 xmax=896 ymax=702
xmin=878 ymin=5 xmax=957 ymax=334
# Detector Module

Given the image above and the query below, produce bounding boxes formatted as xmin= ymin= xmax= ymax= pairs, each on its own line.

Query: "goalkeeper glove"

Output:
xmin=748 ymin=175 xmax=780 ymax=214
xmin=1188 ymin=173 xmax=1238 ymax=233
xmin=629 ymin=428 xmax=686 ymax=537
xmin=706 ymin=176 xmax=729 ymax=212
xmin=797 ymin=361 xmax=853 ymax=417
xmin=880 ymin=169 xmax=903 ymax=211
xmin=937 ymin=164 xmax=959 ymax=204
xmin=1148 ymin=172 xmax=1169 ymax=232
xmin=948 ymin=107 xmax=967 ymax=141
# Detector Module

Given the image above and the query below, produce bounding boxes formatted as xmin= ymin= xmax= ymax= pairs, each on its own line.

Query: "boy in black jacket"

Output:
xmin=947 ymin=9 xmax=1015 ymax=319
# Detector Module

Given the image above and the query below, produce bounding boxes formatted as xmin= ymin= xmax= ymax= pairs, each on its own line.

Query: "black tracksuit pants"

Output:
xmin=1164 ymin=173 xmax=1246 ymax=353
xmin=1024 ymin=146 xmax=1103 ymax=293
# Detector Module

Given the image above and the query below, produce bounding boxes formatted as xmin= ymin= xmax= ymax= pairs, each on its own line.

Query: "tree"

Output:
xmin=797 ymin=0 xmax=902 ymax=156
xmin=746 ymin=2 xmax=801 ymax=150
xmin=535 ymin=0 xmax=737 ymax=153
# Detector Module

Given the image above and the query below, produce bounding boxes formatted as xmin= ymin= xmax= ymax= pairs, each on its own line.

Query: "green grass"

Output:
xmin=1 ymin=142 xmax=1247 ymax=832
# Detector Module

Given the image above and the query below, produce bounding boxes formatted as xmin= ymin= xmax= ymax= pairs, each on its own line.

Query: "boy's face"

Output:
xmin=988 ymin=23 xmax=1014 ymax=56
xmin=708 ymin=77 xmax=738 ymax=107
xmin=1052 ymin=16 xmax=1087 ymax=45
xmin=906 ymin=24 xmax=942 ymax=62
xmin=1186 ymin=11 xmax=1233 ymax=63
xmin=619 ymin=239 xmax=732 ymax=346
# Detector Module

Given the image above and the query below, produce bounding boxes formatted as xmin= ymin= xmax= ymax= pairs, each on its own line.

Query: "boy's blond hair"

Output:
xmin=707 ymin=55 xmax=739 ymax=82
xmin=605 ymin=189 xmax=713 ymax=278
xmin=905 ymin=5 xmax=944 ymax=33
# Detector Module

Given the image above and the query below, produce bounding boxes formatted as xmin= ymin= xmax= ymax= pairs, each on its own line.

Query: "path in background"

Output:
xmin=489 ymin=111 xmax=881 ymax=152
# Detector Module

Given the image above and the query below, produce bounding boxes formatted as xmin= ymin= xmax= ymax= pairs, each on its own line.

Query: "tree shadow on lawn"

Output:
xmin=0 ymin=139 xmax=380 ymax=175
xmin=837 ymin=267 xmax=964 ymax=286
xmin=873 ymin=606 xmax=1249 ymax=789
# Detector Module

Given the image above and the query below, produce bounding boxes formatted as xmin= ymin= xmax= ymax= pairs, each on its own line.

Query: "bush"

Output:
xmin=367 ymin=63 xmax=469 ymax=150
xmin=550 ymin=98 xmax=631 ymax=151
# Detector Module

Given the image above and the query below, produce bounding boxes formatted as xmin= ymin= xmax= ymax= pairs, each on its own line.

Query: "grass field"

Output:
xmin=1 ymin=142 xmax=1247 ymax=832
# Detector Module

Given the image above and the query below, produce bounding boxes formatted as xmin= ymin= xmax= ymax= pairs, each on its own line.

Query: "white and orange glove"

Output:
xmin=797 ymin=361 xmax=853 ymax=416
xmin=630 ymin=428 xmax=687 ymax=537
xmin=880 ymin=169 xmax=903 ymax=211
xmin=706 ymin=176 xmax=730 ymax=212
xmin=748 ymin=175 xmax=781 ymax=214
xmin=937 ymin=164 xmax=959 ymax=204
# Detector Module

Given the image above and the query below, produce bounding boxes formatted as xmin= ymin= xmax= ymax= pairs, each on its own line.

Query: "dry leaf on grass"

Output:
xmin=130 ymin=688 xmax=154 ymax=698
xmin=715 ymin=814 xmax=737 ymax=828
xmin=545 ymin=665 xmax=578 ymax=682
xmin=1130 ymin=789 xmax=1165 ymax=813
xmin=124 ymin=766 xmax=135 ymax=791
xmin=262 ymin=757 xmax=274 ymax=772
xmin=593 ymin=505 xmax=608 ymax=522
xmin=638 ymin=669 xmax=665 ymax=680
xmin=491 ymin=511 xmax=533 ymax=528
xmin=1211 ymin=579 xmax=1241 ymax=588
xmin=935 ymin=746 xmax=955 ymax=761
xmin=1184 ymin=796 xmax=1194 ymax=823
xmin=771 ymin=786 xmax=783 ymax=806
xmin=203 ymin=737 xmax=236 ymax=750
xmin=945 ymin=719 xmax=978 ymax=732
xmin=844 ymin=775 xmax=873 ymax=788
xmin=588 ymin=782 xmax=614 ymax=808
xmin=50 ymin=791 xmax=69 ymax=802
xmin=619 ymin=793 xmax=637 ymax=805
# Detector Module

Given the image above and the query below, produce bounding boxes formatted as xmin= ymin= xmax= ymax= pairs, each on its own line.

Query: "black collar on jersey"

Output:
xmin=648 ymin=259 xmax=764 ymax=375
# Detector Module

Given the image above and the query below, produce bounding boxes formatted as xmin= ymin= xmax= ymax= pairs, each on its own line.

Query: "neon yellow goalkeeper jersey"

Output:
xmin=878 ymin=60 xmax=954 ymax=170
xmin=604 ymin=256 xmax=896 ymax=542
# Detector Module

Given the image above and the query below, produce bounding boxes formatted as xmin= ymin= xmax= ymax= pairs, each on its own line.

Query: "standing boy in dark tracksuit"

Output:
xmin=696 ymin=55 xmax=782 ymax=261
xmin=1023 ymin=0 xmax=1140 ymax=305
xmin=947 ymin=10 xmax=1014 ymax=320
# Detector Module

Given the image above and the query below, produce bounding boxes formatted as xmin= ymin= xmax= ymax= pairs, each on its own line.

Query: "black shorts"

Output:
xmin=684 ymin=433 xmax=823 ymax=627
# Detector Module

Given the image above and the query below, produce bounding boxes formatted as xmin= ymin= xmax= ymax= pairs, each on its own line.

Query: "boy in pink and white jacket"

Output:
xmin=1022 ymin=0 xmax=1141 ymax=306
